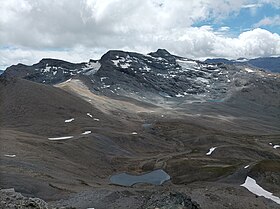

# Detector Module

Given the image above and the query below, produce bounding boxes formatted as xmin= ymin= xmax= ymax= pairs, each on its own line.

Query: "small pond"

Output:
xmin=207 ymin=99 xmax=224 ymax=103
xmin=110 ymin=169 xmax=170 ymax=186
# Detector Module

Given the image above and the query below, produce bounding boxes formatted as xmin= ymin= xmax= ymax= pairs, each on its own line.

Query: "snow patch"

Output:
xmin=142 ymin=66 xmax=151 ymax=72
xmin=131 ymin=132 xmax=138 ymax=135
xmin=206 ymin=147 xmax=217 ymax=155
xmin=82 ymin=131 xmax=92 ymax=135
xmin=4 ymin=154 xmax=16 ymax=158
xmin=269 ymin=143 xmax=280 ymax=149
xmin=101 ymin=85 xmax=110 ymax=89
xmin=112 ymin=60 xmax=119 ymax=67
xmin=100 ymin=77 xmax=108 ymax=82
xmin=236 ymin=58 xmax=248 ymax=62
xmin=48 ymin=136 xmax=73 ymax=140
xmin=65 ymin=118 xmax=74 ymax=123
xmin=93 ymin=118 xmax=100 ymax=121
xmin=42 ymin=66 xmax=51 ymax=73
xmin=244 ymin=165 xmax=250 ymax=169
xmin=175 ymin=94 xmax=184 ymax=98
xmin=112 ymin=57 xmax=131 ymax=69
xmin=196 ymin=77 xmax=209 ymax=84
xmin=87 ymin=113 xmax=93 ymax=118
xmin=83 ymin=61 xmax=101 ymax=75
xmin=177 ymin=59 xmax=197 ymax=65
xmin=120 ymin=63 xmax=130 ymax=69
xmin=244 ymin=68 xmax=254 ymax=73
xmin=64 ymin=78 xmax=72 ymax=83
xmin=241 ymin=176 xmax=280 ymax=204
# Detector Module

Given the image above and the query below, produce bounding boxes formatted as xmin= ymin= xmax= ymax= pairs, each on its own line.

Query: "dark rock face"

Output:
xmin=88 ymin=50 xmax=232 ymax=101
xmin=148 ymin=48 xmax=178 ymax=63
xmin=2 ymin=58 xmax=99 ymax=85
xmin=86 ymin=50 xmax=280 ymax=106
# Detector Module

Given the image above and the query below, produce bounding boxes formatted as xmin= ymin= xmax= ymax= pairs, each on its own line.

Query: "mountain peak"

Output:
xmin=100 ymin=50 xmax=129 ymax=61
xmin=37 ymin=58 xmax=75 ymax=67
xmin=148 ymin=49 xmax=176 ymax=63
xmin=149 ymin=49 xmax=171 ymax=57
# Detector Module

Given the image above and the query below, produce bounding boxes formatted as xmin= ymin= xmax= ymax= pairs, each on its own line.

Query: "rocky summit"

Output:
xmin=1 ymin=49 xmax=280 ymax=209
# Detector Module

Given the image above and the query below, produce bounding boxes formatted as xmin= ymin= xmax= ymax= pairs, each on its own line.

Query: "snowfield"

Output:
xmin=241 ymin=176 xmax=280 ymax=204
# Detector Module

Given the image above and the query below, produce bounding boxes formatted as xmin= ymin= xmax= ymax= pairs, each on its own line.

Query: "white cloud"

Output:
xmin=241 ymin=4 xmax=262 ymax=8
xmin=1 ymin=27 xmax=279 ymax=70
xmin=0 ymin=0 xmax=279 ymax=69
xmin=212 ymin=28 xmax=280 ymax=58
xmin=254 ymin=15 xmax=280 ymax=27
xmin=218 ymin=26 xmax=231 ymax=32
xmin=0 ymin=0 xmax=251 ymax=48
xmin=241 ymin=4 xmax=263 ymax=16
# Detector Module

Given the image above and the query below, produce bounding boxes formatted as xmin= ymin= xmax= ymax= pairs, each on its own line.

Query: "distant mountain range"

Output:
xmin=205 ymin=56 xmax=280 ymax=73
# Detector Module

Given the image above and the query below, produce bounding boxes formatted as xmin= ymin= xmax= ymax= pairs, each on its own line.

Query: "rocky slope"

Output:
xmin=0 ymin=188 xmax=48 ymax=209
xmin=1 ymin=49 xmax=280 ymax=209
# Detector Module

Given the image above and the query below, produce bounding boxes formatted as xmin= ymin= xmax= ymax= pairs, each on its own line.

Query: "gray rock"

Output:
xmin=0 ymin=189 xmax=48 ymax=209
xmin=143 ymin=192 xmax=201 ymax=209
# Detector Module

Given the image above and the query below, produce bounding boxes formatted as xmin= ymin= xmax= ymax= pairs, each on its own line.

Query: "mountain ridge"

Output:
xmin=3 ymin=49 xmax=279 ymax=106
xmin=205 ymin=56 xmax=280 ymax=73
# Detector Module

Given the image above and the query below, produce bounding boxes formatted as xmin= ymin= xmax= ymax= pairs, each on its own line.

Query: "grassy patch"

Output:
xmin=251 ymin=159 xmax=280 ymax=172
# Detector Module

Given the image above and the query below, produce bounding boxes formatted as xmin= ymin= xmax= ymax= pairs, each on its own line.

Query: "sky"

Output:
xmin=0 ymin=0 xmax=280 ymax=70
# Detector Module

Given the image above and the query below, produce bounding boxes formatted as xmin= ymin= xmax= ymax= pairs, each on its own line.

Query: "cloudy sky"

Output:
xmin=1 ymin=0 xmax=280 ymax=70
